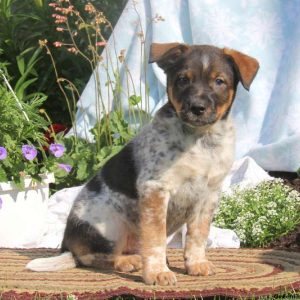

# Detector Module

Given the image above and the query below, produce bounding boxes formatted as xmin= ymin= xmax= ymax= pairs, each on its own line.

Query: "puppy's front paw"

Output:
xmin=186 ymin=260 xmax=216 ymax=276
xmin=144 ymin=270 xmax=177 ymax=286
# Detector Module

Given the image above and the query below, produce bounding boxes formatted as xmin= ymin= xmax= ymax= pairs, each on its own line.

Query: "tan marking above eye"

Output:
xmin=176 ymin=70 xmax=194 ymax=83
xmin=185 ymin=70 xmax=195 ymax=81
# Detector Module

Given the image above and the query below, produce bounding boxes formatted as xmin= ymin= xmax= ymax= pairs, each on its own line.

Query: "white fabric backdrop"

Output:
xmin=74 ymin=0 xmax=300 ymax=172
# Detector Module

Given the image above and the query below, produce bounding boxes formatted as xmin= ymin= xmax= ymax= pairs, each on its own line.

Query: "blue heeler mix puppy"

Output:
xmin=27 ymin=43 xmax=259 ymax=285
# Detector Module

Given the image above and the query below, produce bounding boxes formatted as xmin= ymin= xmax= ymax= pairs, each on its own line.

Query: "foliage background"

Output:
xmin=0 ymin=0 xmax=127 ymax=125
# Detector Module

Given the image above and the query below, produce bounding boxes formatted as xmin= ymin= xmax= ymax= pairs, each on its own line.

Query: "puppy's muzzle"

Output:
xmin=181 ymin=95 xmax=216 ymax=126
xmin=190 ymin=101 xmax=207 ymax=116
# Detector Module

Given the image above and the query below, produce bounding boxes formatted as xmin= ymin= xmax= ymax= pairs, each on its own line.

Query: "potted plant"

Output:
xmin=0 ymin=65 xmax=71 ymax=247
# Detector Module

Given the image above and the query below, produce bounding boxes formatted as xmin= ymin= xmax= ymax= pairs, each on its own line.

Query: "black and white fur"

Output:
xmin=27 ymin=43 xmax=259 ymax=286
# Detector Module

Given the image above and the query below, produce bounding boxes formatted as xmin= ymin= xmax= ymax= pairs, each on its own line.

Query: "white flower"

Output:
xmin=280 ymin=216 xmax=289 ymax=223
xmin=267 ymin=201 xmax=277 ymax=209
xmin=258 ymin=216 xmax=268 ymax=223
xmin=267 ymin=209 xmax=277 ymax=217
xmin=288 ymin=190 xmax=300 ymax=201
xmin=236 ymin=229 xmax=246 ymax=242
xmin=252 ymin=223 xmax=263 ymax=237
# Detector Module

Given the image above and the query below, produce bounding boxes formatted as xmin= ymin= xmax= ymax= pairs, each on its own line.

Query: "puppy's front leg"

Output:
xmin=184 ymin=194 xmax=218 ymax=276
xmin=140 ymin=189 xmax=176 ymax=285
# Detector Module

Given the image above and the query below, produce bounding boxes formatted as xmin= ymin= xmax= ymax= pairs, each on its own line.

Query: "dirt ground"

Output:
xmin=266 ymin=172 xmax=300 ymax=250
xmin=269 ymin=171 xmax=300 ymax=193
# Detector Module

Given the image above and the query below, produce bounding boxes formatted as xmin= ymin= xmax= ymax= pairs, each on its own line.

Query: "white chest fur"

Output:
xmin=135 ymin=116 xmax=235 ymax=221
xmin=161 ymin=119 xmax=235 ymax=197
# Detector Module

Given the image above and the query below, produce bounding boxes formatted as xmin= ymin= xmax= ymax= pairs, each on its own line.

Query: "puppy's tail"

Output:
xmin=26 ymin=252 xmax=76 ymax=272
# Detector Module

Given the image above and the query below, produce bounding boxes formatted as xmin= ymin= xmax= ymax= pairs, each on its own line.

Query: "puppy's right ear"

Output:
xmin=149 ymin=43 xmax=189 ymax=70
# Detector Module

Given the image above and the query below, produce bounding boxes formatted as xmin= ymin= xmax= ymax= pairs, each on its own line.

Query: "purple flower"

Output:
xmin=0 ymin=197 xmax=2 ymax=209
xmin=22 ymin=145 xmax=37 ymax=160
xmin=0 ymin=147 xmax=7 ymax=160
xmin=49 ymin=143 xmax=65 ymax=158
xmin=58 ymin=163 xmax=72 ymax=173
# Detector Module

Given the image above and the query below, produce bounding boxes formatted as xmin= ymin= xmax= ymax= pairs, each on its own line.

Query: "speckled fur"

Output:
xmin=68 ymin=113 xmax=233 ymax=228
xmin=26 ymin=43 xmax=259 ymax=286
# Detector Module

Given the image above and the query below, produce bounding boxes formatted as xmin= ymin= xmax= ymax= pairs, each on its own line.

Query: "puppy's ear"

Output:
xmin=149 ymin=43 xmax=189 ymax=70
xmin=224 ymin=48 xmax=259 ymax=90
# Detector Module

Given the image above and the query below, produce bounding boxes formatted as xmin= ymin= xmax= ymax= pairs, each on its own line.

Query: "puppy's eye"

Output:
xmin=215 ymin=78 xmax=225 ymax=86
xmin=176 ymin=75 xmax=189 ymax=86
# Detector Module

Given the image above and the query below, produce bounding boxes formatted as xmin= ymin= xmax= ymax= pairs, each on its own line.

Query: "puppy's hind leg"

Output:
xmin=62 ymin=214 xmax=118 ymax=269
xmin=63 ymin=212 xmax=142 ymax=272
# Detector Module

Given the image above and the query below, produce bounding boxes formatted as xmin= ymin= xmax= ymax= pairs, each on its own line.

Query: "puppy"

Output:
xmin=27 ymin=43 xmax=259 ymax=286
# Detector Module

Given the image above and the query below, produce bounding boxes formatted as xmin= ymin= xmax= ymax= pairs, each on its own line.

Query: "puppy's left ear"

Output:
xmin=224 ymin=48 xmax=259 ymax=90
xmin=149 ymin=42 xmax=189 ymax=71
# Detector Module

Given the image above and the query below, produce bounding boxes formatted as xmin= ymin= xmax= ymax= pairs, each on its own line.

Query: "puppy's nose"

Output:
xmin=191 ymin=104 xmax=206 ymax=116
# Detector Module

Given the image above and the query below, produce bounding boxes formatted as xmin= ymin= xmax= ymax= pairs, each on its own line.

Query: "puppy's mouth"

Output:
xmin=179 ymin=109 xmax=217 ymax=127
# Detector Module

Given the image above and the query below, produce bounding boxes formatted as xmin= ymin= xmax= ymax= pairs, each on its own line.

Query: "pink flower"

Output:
xmin=58 ymin=163 xmax=72 ymax=173
xmin=56 ymin=27 xmax=64 ymax=32
xmin=53 ymin=14 xmax=67 ymax=23
xmin=0 ymin=147 xmax=7 ymax=160
xmin=49 ymin=2 xmax=58 ymax=7
xmin=61 ymin=6 xmax=74 ymax=14
xmin=53 ymin=41 xmax=63 ymax=47
xmin=67 ymin=47 xmax=78 ymax=54
xmin=22 ymin=145 xmax=37 ymax=160
xmin=85 ymin=3 xmax=96 ymax=13
xmin=49 ymin=143 xmax=65 ymax=158
xmin=96 ymin=41 xmax=106 ymax=47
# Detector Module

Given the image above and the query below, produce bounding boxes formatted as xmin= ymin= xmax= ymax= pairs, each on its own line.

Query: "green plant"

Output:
xmin=35 ymin=0 xmax=154 ymax=190
xmin=214 ymin=179 xmax=300 ymax=247
xmin=0 ymin=0 xmax=126 ymax=125
xmin=51 ymin=110 xmax=136 ymax=191
xmin=0 ymin=64 xmax=70 ymax=189
xmin=40 ymin=0 xmax=150 ymax=143
xmin=0 ymin=0 xmax=149 ymax=191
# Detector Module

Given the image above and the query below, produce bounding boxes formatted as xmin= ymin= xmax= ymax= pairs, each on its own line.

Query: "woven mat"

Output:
xmin=0 ymin=248 xmax=299 ymax=299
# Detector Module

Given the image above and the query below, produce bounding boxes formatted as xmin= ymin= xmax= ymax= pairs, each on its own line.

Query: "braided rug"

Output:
xmin=0 ymin=248 xmax=299 ymax=299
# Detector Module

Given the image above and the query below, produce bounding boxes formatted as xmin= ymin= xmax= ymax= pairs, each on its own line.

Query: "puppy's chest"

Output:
xmin=161 ymin=137 xmax=232 ymax=196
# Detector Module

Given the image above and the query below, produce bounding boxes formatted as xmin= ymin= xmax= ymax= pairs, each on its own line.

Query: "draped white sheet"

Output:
xmin=74 ymin=0 xmax=300 ymax=172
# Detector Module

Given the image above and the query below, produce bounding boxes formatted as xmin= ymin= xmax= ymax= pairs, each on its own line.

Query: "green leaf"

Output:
xmin=53 ymin=167 xmax=69 ymax=179
xmin=16 ymin=78 xmax=37 ymax=100
xmin=14 ymin=47 xmax=41 ymax=93
xmin=0 ymin=166 xmax=8 ymax=182
xmin=78 ymin=22 xmax=91 ymax=30
xmin=16 ymin=56 xmax=25 ymax=75
xmin=76 ymin=160 xmax=88 ymax=181
xmin=13 ymin=176 xmax=25 ymax=191
xmin=110 ymin=145 xmax=123 ymax=155
xmin=33 ymin=0 xmax=43 ymax=8
xmin=129 ymin=95 xmax=141 ymax=106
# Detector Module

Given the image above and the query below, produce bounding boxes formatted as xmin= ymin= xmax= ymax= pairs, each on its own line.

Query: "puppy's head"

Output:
xmin=149 ymin=43 xmax=259 ymax=127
